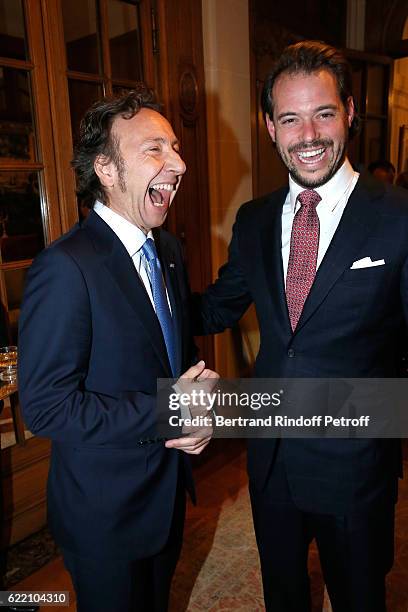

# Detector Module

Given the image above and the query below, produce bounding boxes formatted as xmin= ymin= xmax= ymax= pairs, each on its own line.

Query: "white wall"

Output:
xmin=201 ymin=0 xmax=254 ymax=375
xmin=202 ymin=0 xmax=252 ymax=252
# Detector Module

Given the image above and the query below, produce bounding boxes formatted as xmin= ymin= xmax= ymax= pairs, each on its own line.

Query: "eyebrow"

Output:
xmin=143 ymin=137 xmax=180 ymax=147
xmin=276 ymin=104 xmax=339 ymax=121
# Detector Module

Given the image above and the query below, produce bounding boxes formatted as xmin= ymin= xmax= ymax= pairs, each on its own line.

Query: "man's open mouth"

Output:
xmin=288 ymin=139 xmax=333 ymax=167
xmin=296 ymin=147 xmax=326 ymax=164
xmin=148 ymin=183 xmax=175 ymax=207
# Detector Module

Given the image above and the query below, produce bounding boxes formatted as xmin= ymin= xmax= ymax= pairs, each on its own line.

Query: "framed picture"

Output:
xmin=398 ymin=124 xmax=408 ymax=174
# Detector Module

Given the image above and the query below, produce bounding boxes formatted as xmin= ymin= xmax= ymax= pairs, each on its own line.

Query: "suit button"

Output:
xmin=287 ymin=348 xmax=295 ymax=358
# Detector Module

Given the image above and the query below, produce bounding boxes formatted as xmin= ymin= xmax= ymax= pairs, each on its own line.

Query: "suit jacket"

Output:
xmin=18 ymin=211 xmax=196 ymax=560
xmin=195 ymin=172 xmax=408 ymax=515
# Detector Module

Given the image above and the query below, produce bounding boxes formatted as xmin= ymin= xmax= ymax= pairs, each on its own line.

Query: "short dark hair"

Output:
xmin=72 ymin=84 xmax=161 ymax=206
xmin=261 ymin=40 xmax=360 ymax=138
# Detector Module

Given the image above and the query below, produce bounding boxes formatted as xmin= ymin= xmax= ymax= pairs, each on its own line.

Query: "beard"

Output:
xmin=276 ymin=137 xmax=348 ymax=188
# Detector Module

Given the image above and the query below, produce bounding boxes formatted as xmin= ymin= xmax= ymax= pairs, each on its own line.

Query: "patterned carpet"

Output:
xmin=170 ymin=445 xmax=264 ymax=611
xmin=5 ymin=441 xmax=408 ymax=611
xmin=5 ymin=527 xmax=58 ymax=587
xmin=171 ymin=483 xmax=264 ymax=610
xmin=170 ymin=442 xmax=408 ymax=611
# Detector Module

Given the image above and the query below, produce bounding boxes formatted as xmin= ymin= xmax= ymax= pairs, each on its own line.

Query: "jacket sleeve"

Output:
xmin=192 ymin=211 xmax=253 ymax=335
xmin=18 ymin=246 xmax=158 ymax=447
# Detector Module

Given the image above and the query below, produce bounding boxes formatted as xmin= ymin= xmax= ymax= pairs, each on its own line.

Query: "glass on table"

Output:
xmin=0 ymin=345 xmax=17 ymax=381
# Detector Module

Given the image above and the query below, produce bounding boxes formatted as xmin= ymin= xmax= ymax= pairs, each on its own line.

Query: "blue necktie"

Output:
xmin=142 ymin=238 xmax=176 ymax=376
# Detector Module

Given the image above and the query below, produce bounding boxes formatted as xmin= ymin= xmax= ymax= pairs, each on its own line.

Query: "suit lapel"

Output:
xmin=261 ymin=187 xmax=292 ymax=335
xmin=295 ymin=173 xmax=385 ymax=333
xmin=84 ymin=212 xmax=172 ymax=376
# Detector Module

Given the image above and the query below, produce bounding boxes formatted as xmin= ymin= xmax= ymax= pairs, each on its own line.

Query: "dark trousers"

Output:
xmin=62 ymin=483 xmax=186 ymax=612
xmin=250 ymin=451 xmax=394 ymax=612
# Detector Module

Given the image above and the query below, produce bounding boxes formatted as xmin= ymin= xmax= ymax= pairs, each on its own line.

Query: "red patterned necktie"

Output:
xmin=286 ymin=189 xmax=321 ymax=331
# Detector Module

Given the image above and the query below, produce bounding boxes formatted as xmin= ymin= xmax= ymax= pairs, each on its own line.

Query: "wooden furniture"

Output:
xmin=1 ymin=382 xmax=50 ymax=548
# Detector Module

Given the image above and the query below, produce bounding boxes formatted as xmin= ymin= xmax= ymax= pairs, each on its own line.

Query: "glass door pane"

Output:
xmin=108 ymin=0 xmax=143 ymax=81
xmin=62 ymin=0 xmax=101 ymax=74
xmin=367 ymin=65 xmax=387 ymax=116
xmin=68 ymin=80 xmax=103 ymax=143
xmin=0 ymin=67 xmax=37 ymax=161
xmin=0 ymin=0 xmax=27 ymax=61
xmin=0 ymin=170 xmax=44 ymax=263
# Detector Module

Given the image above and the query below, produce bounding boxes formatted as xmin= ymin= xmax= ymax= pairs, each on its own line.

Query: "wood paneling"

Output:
xmin=157 ymin=0 xmax=214 ymax=367
xmin=39 ymin=0 xmax=77 ymax=235
xmin=1 ymin=437 xmax=50 ymax=546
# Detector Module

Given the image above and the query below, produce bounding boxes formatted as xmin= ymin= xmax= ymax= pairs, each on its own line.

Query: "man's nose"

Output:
xmin=302 ymin=119 xmax=319 ymax=142
xmin=167 ymin=149 xmax=186 ymax=175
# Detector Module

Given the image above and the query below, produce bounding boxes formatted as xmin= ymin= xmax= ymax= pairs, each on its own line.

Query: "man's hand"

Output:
xmin=175 ymin=359 xmax=219 ymax=392
xmin=165 ymin=360 xmax=219 ymax=454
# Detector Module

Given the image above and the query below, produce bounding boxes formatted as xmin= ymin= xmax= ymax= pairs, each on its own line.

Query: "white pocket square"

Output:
xmin=350 ymin=257 xmax=385 ymax=269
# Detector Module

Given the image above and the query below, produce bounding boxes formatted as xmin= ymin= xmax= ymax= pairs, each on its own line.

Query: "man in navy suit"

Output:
xmin=194 ymin=41 xmax=408 ymax=611
xmin=18 ymin=87 xmax=217 ymax=612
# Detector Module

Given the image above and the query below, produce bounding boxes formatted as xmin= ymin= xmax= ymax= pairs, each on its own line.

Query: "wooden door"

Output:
xmin=156 ymin=0 xmax=214 ymax=366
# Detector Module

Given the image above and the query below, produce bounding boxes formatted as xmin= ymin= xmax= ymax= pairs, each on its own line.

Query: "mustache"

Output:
xmin=288 ymin=139 xmax=333 ymax=154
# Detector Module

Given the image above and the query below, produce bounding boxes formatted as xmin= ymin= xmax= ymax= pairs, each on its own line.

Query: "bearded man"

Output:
xmin=194 ymin=41 xmax=408 ymax=612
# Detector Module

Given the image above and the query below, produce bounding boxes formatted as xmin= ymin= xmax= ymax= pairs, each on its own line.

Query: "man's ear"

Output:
xmin=266 ymin=114 xmax=276 ymax=143
xmin=346 ymin=96 xmax=355 ymax=128
xmin=94 ymin=155 xmax=116 ymax=189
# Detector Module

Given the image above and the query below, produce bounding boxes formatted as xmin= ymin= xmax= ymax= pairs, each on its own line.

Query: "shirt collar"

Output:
xmin=288 ymin=158 xmax=357 ymax=213
xmin=93 ymin=200 xmax=153 ymax=257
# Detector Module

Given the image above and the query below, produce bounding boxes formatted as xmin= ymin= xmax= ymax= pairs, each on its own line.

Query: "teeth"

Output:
xmin=298 ymin=148 xmax=325 ymax=159
xmin=151 ymin=183 xmax=174 ymax=191
xmin=148 ymin=184 xmax=174 ymax=208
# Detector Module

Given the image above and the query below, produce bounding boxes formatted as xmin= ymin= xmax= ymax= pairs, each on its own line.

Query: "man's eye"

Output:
xmin=319 ymin=112 xmax=335 ymax=119
xmin=148 ymin=147 xmax=161 ymax=152
xmin=281 ymin=117 xmax=296 ymax=125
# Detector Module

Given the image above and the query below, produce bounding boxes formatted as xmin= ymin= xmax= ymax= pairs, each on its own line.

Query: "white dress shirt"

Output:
xmin=93 ymin=200 xmax=158 ymax=310
xmin=281 ymin=159 xmax=359 ymax=283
